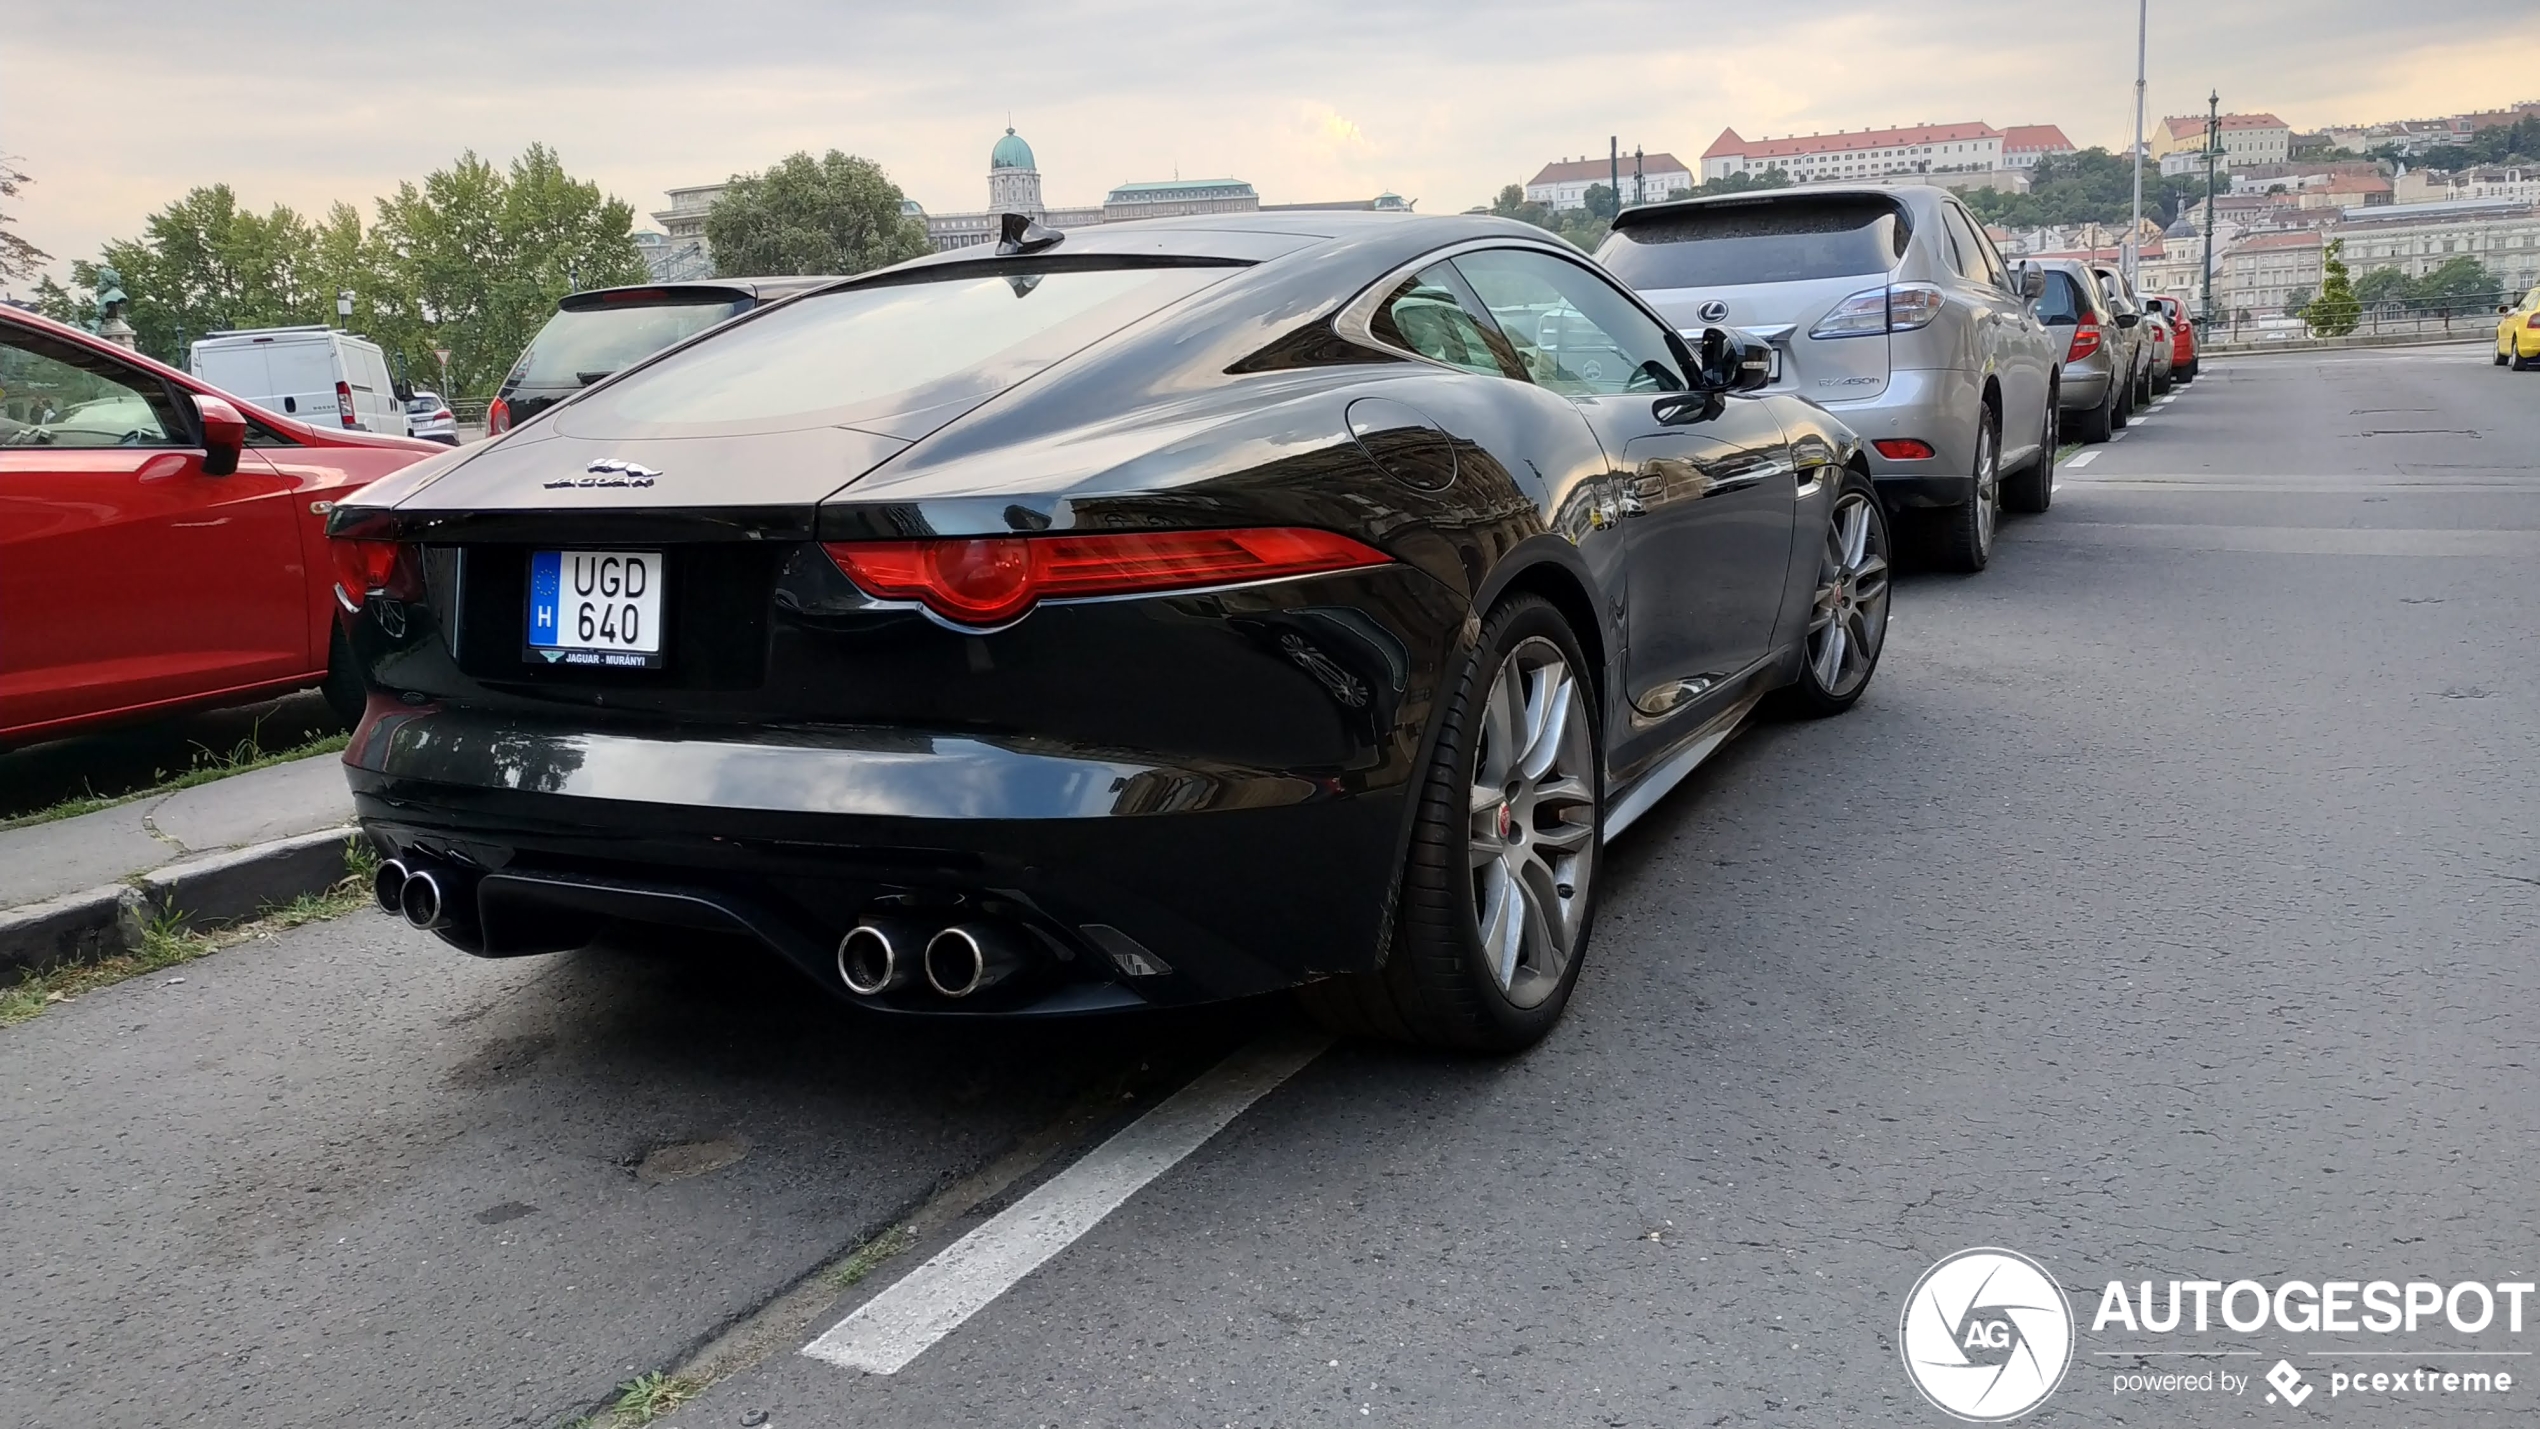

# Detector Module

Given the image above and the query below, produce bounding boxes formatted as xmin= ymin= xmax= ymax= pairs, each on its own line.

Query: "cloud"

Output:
xmin=5 ymin=0 xmax=2536 ymax=284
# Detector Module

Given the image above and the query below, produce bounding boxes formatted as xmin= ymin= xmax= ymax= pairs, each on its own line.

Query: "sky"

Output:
xmin=6 ymin=0 xmax=2538 ymax=288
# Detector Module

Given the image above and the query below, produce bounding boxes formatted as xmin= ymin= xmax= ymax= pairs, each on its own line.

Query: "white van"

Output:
xmin=190 ymin=326 xmax=404 ymax=435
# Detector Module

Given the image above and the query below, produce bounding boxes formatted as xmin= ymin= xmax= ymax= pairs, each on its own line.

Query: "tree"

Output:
xmin=705 ymin=151 xmax=931 ymax=278
xmin=0 ymin=159 xmax=49 ymax=283
xmin=2414 ymin=255 xmax=2503 ymax=311
xmin=1580 ymin=183 xmax=1619 ymax=221
xmin=1691 ymin=168 xmax=1792 ymax=198
xmin=2354 ymin=265 xmax=2417 ymax=313
xmin=1959 ymin=147 xmax=2212 ymax=229
xmin=1487 ymin=181 xmax=1608 ymax=252
xmin=2283 ymin=286 xmax=2313 ymax=319
xmin=2302 ymin=239 xmax=2361 ymax=335
xmin=373 ymin=144 xmax=645 ymax=395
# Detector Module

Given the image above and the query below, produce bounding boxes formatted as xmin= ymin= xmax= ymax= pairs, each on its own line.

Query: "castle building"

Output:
xmin=921 ymin=126 xmax=1259 ymax=250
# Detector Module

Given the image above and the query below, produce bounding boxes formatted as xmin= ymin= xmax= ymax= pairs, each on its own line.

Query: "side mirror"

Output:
xmin=2020 ymin=264 xmax=2047 ymax=301
xmin=2504 ymin=305 xmax=2517 ymax=315
xmin=2116 ymin=311 xmax=2142 ymax=329
xmin=1697 ymin=325 xmax=1773 ymax=393
xmin=194 ymin=394 xmax=246 ymax=476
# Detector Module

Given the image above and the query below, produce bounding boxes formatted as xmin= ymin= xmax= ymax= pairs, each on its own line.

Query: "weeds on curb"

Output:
xmin=831 ymin=1225 xmax=917 ymax=1289
xmin=0 ymin=837 xmax=374 ymax=1027
xmin=606 ymin=1372 xmax=701 ymax=1427
xmin=1 ymin=725 xmax=350 ymax=831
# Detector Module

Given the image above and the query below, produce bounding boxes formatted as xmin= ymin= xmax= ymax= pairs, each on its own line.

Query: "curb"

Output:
xmin=0 ymin=824 xmax=359 ymax=983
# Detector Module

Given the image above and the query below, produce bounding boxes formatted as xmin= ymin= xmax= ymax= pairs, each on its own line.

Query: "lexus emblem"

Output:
xmin=1696 ymin=299 xmax=1731 ymax=323
xmin=545 ymin=458 xmax=660 ymax=490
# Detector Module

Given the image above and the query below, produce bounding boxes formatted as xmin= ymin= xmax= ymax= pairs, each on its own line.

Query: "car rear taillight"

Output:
xmin=488 ymin=397 xmax=512 ymax=434
xmin=1810 ymin=282 xmax=1945 ymax=339
xmin=1872 ymin=439 xmax=1936 ymax=461
xmin=823 ymin=528 xmax=1392 ymax=628
xmin=329 ymin=538 xmax=422 ymax=610
xmin=2526 ymin=313 xmax=2540 ymax=329
xmin=2067 ymin=320 xmax=2104 ymax=363
xmin=335 ymin=380 xmax=357 ymax=428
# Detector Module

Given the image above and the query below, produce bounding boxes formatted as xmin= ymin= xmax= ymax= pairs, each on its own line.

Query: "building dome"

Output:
xmin=990 ymin=127 xmax=1036 ymax=172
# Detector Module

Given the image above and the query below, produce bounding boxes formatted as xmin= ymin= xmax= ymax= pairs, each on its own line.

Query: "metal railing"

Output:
xmin=2207 ymin=290 xmax=2518 ymax=344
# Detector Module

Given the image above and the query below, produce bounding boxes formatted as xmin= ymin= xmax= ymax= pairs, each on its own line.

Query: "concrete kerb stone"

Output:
xmin=0 ymin=824 xmax=359 ymax=983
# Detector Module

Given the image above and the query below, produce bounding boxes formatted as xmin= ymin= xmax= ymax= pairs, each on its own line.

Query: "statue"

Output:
xmin=92 ymin=264 xmax=135 ymax=349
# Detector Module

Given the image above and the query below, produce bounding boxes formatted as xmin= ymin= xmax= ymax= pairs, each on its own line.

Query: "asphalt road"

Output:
xmin=4 ymin=340 xmax=2535 ymax=1428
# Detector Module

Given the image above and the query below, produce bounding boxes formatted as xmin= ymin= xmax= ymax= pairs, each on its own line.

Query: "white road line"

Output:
xmin=802 ymin=1030 xmax=1332 ymax=1375
xmin=2068 ymin=450 xmax=2099 ymax=468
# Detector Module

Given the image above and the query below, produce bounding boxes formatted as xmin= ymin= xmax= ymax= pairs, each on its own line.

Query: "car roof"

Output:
xmin=559 ymin=276 xmax=842 ymax=309
xmin=878 ymin=210 xmax=1539 ymax=277
xmin=1609 ymin=183 xmax=1939 ymax=235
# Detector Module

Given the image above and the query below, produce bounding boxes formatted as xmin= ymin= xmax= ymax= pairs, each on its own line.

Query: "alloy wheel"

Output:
xmin=1467 ymin=638 xmax=1597 ymax=1009
xmin=1807 ymin=490 xmax=1891 ymax=698
xmin=1973 ymin=417 xmax=1999 ymax=556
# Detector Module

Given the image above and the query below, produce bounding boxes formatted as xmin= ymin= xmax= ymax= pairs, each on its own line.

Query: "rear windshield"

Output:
xmin=511 ymin=296 xmax=750 ymax=390
xmin=1597 ymin=197 xmax=1910 ymax=289
xmin=2036 ymin=272 xmax=2087 ymax=325
xmin=564 ymin=264 xmax=1234 ymax=435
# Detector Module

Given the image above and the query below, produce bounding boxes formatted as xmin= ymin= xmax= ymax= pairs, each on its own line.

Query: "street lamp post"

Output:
xmin=336 ymin=289 xmax=354 ymax=330
xmin=2127 ymin=0 xmax=2147 ymax=284
xmin=2202 ymin=91 xmax=2220 ymax=326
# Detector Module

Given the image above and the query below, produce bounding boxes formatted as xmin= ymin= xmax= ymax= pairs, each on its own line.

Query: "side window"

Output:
xmin=1940 ymin=207 xmax=2002 ymax=288
xmin=1369 ymin=264 xmax=1519 ymax=378
xmin=1969 ymin=221 xmax=2015 ymax=291
xmin=0 ymin=331 xmax=189 ymax=450
xmin=1452 ymin=248 xmax=1686 ymax=397
xmin=2034 ymin=272 xmax=2083 ymax=325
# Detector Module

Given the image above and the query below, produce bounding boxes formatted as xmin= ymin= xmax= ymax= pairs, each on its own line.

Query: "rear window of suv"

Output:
xmin=2036 ymin=272 xmax=2087 ymax=325
xmin=510 ymin=292 xmax=752 ymax=391
xmin=562 ymin=263 xmax=1237 ymax=435
xmin=1596 ymin=196 xmax=1911 ymax=290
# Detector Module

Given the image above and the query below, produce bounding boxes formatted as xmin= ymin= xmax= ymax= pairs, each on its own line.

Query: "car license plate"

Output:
xmin=526 ymin=550 xmax=664 ymax=668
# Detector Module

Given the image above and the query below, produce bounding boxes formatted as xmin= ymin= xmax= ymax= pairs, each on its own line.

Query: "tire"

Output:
xmin=1925 ymin=403 xmax=1999 ymax=573
xmin=1772 ymin=467 xmax=1891 ymax=720
xmin=320 ymin=618 xmax=369 ymax=729
xmin=2002 ymin=396 xmax=2055 ymax=514
xmin=2072 ymin=380 xmax=2115 ymax=443
xmin=2111 ymin=374 xmax=2131 ymax=430
xmin=2176 ymin=357 xmax=2198 ymax=383
xmin=2499 ymin=348 xmax=2513 ymax=367
xmin=1296 ymin=594 xmax=1600 ymax=1052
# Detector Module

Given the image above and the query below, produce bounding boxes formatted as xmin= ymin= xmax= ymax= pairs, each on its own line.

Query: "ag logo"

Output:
xmin=1900 ymin=1247 xmax=2074 ymax=1422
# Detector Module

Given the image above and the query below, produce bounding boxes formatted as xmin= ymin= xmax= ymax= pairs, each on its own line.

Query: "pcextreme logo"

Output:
xmin=1900 ymin=1248 xmax=2076 ymax=1422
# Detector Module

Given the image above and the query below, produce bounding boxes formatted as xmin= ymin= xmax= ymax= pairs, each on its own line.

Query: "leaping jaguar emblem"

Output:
xmin=545 ymin=458 xmax=660 ymax=490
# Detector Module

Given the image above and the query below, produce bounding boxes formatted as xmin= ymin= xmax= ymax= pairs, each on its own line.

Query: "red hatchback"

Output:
xmin=0 ymin=307 xmax=442 ymax=748
xmin=2146 ymin=295 xmax=2199 ymax=382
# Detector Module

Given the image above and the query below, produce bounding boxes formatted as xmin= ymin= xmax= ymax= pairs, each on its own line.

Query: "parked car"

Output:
xmin=2496 ymin=285 xmax=2540 ymax=370
xmin=2089 ymin=265 xmax=2156 ymax=415
xmin=404 ymin=389 xmax=458 ymax=445
xmin=2033 ymin=259 xmax=2129 ymax=443
xmin=486 ymin=277 xmax=839 ymax=435
xmin=1599 ymin=185 xmax=2060 ymax=569
xmin=0 ymin=307 xmax=441 ymax=748
xmin=329 ymin=213 xmax=1890 ymax=1052
xmin=2146 ymin=294 xmax=2200 ymax=381
xmin=2145 ymin=308 xmax=2176 ymax=395
xmin=190 ymin=325 xmax=405 ymax=436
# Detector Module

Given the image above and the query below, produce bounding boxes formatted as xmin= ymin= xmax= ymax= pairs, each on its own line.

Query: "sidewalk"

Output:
xmin=0 ymin=753 xmax=357 ymax=976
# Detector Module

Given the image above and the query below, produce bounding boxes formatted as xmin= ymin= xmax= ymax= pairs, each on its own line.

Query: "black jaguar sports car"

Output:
xmin=327 ymin=211 xmax=1889 ymax=1050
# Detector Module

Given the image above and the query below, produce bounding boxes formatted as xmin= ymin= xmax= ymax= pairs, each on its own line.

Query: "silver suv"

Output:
xmin=1598 ymin=186 xmax=2060 ymax=569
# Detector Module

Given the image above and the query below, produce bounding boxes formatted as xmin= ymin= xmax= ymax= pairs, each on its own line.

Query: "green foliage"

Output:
xmin=2352 ymin=256 xmax=2506 ymax=315
xmin=39 ymin=145 xmax=642 ymax=398
xmin=703 ymin=150 xmax=931 ymax=279
xmin=1580 ymin=183 xmax=1619 ymax=221
xmin=1487 ymin=182 xmax=1609 ymax=253
xmin=2374 ymin=115 xmax=2540 ymax=173
xmin=0 ymin=158 xmax=49 ymax=282
xmin=1688 ymin=167 xmax=1793 ymax=198
xmin=2301 ymin=240 xmax=2361 ymax=335
xmin=1959 ymin=147 xmax=2209 ymax=229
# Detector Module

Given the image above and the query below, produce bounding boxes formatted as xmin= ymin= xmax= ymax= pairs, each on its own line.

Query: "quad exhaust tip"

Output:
xmin=923 ymin=922 xmax=1029 ymax=999
xmin=838 ymin=920 xmax=925 ymax=997
xmin=399 ymin=868 xmax=450 ymax=931
xmin=372 ymin=859 xmax=410 ymax=916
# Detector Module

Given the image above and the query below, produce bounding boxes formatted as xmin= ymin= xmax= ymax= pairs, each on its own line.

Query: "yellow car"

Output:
xmin=2499 ymin=286 xmax=2540 ymax=370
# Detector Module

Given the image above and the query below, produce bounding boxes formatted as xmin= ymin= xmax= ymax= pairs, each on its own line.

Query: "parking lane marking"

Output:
xmin=2066 ymin=450 xmax=2100 ymax=468
xmin=802 ymin=1029 xmax=1332 ymax=1375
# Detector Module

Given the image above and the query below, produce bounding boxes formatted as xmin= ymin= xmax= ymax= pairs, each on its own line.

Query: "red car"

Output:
xmin=2146 ymin=295 xmax=2199 ymax=382
xmin=0 ymin=307 xmax=442 ymax=749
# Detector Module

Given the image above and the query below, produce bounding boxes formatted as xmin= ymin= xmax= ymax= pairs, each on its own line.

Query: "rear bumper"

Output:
xmin=2059 ymin=364 xmax=2114 ymax=409
xmin=1819 ymin=367 xmax=1983 ymax=508
xmin=347 ymin=707 xmax=1414 ymax=1014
